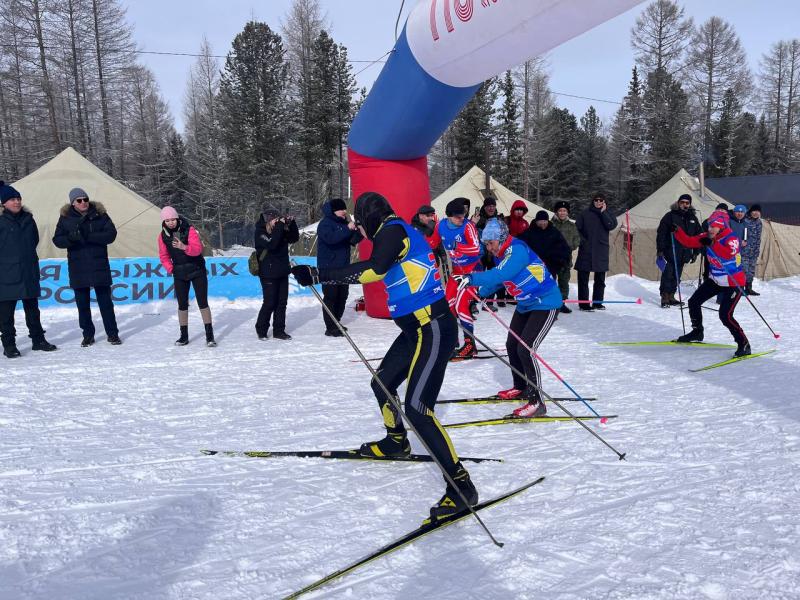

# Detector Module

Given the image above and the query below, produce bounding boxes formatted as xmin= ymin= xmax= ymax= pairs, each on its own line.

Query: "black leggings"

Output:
xmin=173 ymin=275 xmax=209 ymax=311
xmin=507 ymin=308 xmax=559 ymax=399
xmin=372 ymin=301 xmax=461 ymax=477
xmin=688 ymin=279 xmax=748 ymax=345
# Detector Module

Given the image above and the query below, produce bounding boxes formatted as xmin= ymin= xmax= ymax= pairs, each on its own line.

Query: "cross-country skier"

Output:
xmin=456 ymin=220 xmax=563 ymax=418
xmin=291 ymin=192 xmax=477 ymax=521
xmin=673 ymin=210 xmax=751 ymax=357
xmin=436 ymin=198 xmax=482 ymax=359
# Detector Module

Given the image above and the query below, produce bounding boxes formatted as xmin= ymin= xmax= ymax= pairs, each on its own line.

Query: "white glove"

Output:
xmin=453 ymin=274 xmax=472 ymax=291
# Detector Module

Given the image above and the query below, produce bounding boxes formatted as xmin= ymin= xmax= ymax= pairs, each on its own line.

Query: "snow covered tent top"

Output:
xmin=430 ymin=166 xmax=549 ymax=221
xmin=11 ymin=147 xmax=164 ymax=258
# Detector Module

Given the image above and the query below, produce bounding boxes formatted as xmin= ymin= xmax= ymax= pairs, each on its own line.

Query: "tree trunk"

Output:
xmin=67 ymin=0 xmax=87 ymax=153
xmin=92 ymin=0 xmax=113 ymax=173
xmin=32 ymin=0 xmax=62 ymax=153
xmin=522 ymin=61 xmax=530 ymax=200
xmin=10 ymin=20 xmax=30 ymax=174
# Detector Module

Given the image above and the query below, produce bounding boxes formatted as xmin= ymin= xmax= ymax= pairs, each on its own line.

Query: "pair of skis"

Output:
xmin=601 ymin=341 xmax=777 ymax=372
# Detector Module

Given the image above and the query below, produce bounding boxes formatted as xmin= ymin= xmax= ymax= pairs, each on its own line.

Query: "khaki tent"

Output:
xmin=12 ymin=147 xmax=163 ymax=258
xmin=431 ymin=166 xmax=550 ymax=219
xmin=610 ymin=168 xmax=800 ymax=281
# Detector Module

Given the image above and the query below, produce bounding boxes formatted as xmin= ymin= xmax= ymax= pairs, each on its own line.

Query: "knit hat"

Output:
xmin=678 ymin=193 xmax=692 ymax=204
xmin=733 ymin=204 xmax=747 ymax=213
xmin=0 ymin=181 xmax=21 ymax=204
xmin=417 ymin=204 xmax=436 ymax=215
xmin=262 ymin=207 xmax=280 ymax=222
xmin=534 ymin=210 xmax=549 ymax=223
xmin=329 ymin=198 xmax=347 ymax=212
xmin=481 ymin=219 xmax=507 ymax=243
xmin=161 ymin=206 xmax=179 ymax=220
xmin=749 ymin=204 xmax=762 ymax=213
xmin=445 ymin=198 xmax=467 ymax=217
xmin=69 ymin=187 xmax=89 ymax=204
xmin=553 ymin=200 xmax=570 ymax=213
xmin=483 ymin=196 xmax=497 ymax=207
xmin=708 ymin=210 xmax=730 ymax=229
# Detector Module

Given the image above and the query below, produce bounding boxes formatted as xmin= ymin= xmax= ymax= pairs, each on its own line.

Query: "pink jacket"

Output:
xmin=158 ymin=225 xmax=203 ymax=275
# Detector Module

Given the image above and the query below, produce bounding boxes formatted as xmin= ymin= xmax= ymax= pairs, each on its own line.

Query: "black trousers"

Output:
xmin=174 ymin=275 xmax=209 ymax=311
xmin=659 ymin=258 xmax=685 ymax=294
xmin=256 ymin=276 xmax=289 ymax=336
xmin=372 ymin=301 xmax=461 ymax=478
xmin=0 ymin=298 xmax=45 ymax=347
xmin=577 ymin=270 xmax=606 ymax=304
xmin=74 ymin=286 xmax=118 ymax=338
xmin=688 ymin=279 xmax=748 ymax=346
xmin=321 ymin=284 xmax=349 ymax=331
xmin=507 ymin=308 xmax=559 ymax=399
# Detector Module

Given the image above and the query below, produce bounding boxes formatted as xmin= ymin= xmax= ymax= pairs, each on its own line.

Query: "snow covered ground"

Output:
xmin=2 ymin=275 xmax=799 ymax=600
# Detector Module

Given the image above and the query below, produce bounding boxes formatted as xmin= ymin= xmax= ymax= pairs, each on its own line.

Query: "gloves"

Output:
xmin=700 ymin=237 xmax=712 ymax=247
xmin=452 ymin=274 xmax=472 ymax=292
xmin=67 ymin=229 xmax=83 ymax=243
xmin=291 ymin=265 xmax=319 ymax=287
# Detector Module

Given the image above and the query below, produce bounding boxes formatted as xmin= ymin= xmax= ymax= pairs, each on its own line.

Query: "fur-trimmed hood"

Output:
xmin=669 ymin=202 xmax=697 ymax=214
xmin=60 ymin=201 xmax=107 ymax=217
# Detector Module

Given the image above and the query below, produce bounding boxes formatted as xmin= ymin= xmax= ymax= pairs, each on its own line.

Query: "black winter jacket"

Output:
xmin=0 ymin=206 xmax=41 ymax=302
xmin=52 ymin=202 xmax=117 ymax=288
xmin=161 ymin=218 xmax=206 ymax=281
xmin=316 ymin=202 xmax=361 ymax=270
xmin=517 ymin=223 xmax=573 ymax=275
xmin=575 ymin=206 xmax=617 ymax=272
xmin=254 ymin=215 xmax=300 ymax=279
xmin=656 ymin=204 xmax=702 ymax=263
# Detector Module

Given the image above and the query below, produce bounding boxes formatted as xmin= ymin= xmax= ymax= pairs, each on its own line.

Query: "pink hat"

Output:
xmin=161 ymin=206 xmax=179 ymax=220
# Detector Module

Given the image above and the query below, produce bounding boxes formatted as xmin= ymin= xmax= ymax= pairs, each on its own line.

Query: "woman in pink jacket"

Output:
xmin=158 ymin=206 xmax=215 ymax=347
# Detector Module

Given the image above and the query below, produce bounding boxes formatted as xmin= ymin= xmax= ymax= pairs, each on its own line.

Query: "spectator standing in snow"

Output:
xmin=316 ymin=198 xmax=362 ymax=337
xmin=52 ymin=187 xmax=121 ymax=347
xmin=254 ymin=208 xmax=299 ymax=340
xmin=743 ymin=205 xmax=763 ymax=296
xmin=0 ymin=182 xmax=56 ymax=358
xmin=549 ymin=201 xmax=580 ymax=313
xmin=656 ymin=193 xmax=702 ymax=308
xmin=506 ymin=199 xmax=529 ymax=237
xmin=157 ymin=206 xmax=215 ymax=347
xmin=574 ymin=193 xmax=617 ymax=311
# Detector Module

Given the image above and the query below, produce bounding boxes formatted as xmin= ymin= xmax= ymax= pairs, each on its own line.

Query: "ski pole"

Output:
xmin=465 ymin=290 xmax=626 ymax=461
xmin=705 ymin=247 xmax=781 ymax=339
xmin=291 ymin=261 xmax=505 ymax=548
xmin=670 ymin=234 xmax=687 ymax=335
xmin=564 ymin=299 xmax=642 ymax=305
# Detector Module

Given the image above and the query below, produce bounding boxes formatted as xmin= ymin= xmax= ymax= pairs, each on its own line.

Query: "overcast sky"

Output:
xmin=124 ymin=0 xmax=800 ymax=132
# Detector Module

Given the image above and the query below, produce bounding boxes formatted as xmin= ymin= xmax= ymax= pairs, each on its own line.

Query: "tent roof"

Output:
xmin=13 ymin=147 xmax=163 ymax=258
xmin=625 ymin=169 xmax=730 ymax=230
xmin=431 ymin=166 xmax=550 ymax=219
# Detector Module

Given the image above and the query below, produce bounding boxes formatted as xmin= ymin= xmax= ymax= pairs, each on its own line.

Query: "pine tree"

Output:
xmin=495 ymin=70 xmax=523 ymax=193
xmin=709 ymin=88 xmax=741 ymax=177
xmin=452 ymin=79 xmax=497 ymax=175
xmin=731 ymin=112 xmax=757 ymax=176
xmin=630 ymin=0 xmax=693 ymax=76
xmin=540 ymin=107 xmax=579 ymax=203
xmin=607 ymin=68 xmax=648 ymax=208
xmin=576 ymin=106 xmax=608 ymax=200
xmin=750 ymin=114 xmax=774 ymax=174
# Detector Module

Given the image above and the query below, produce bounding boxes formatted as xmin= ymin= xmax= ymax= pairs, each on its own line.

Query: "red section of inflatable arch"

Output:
xmin=348 ymin=148 xmax=430 ymax=318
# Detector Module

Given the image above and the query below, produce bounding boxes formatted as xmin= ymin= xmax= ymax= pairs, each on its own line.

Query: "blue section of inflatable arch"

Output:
xmin=348 ymin=27 xmax=480 ymax=161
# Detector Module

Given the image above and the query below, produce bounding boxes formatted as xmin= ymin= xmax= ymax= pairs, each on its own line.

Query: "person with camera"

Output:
xmin=52 ymin=187 xmax=121 ymax=347
xmin=157 ymin=206 xmax=215 ymax=347
xmin=316 ymin=198 xmax=362 ymax=337
xmin=574 ymin=192 xmax=617 ymax=311
xmin=0 ymin=181 xmax=57 ymax=358
xmin=254 ymin=208 xmax=299 ymax=340
xmin=291 ymin=192 xmax=477 ymax=523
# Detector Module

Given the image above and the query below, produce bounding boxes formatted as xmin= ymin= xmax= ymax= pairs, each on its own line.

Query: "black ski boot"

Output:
xmin=81 ymin=336 xmax=95 ymax=347
xmin=676 ymin=326 xmax=704 ymax=343
xmin=175 ymin=326 xmax=189 ymax=346
xmin=31 ymin=337 xmax=57 ymax=351
xmin=427 ymin=465 xmax=478 ymax=524
xmin=734 ymin=342 xmax=751 ymax=357
xmin=205 ymin=323 xmax=217 ymax=347
xmin=3 ymin=344 xmax=21 ymax=358
xmin=359 ymin=431 xmax=410 ymax=458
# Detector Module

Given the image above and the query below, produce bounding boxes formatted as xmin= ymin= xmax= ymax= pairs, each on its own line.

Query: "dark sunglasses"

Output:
xmin=593 ymin=198 xmax=605 ymax=203
xmin=74 ymin=198 xmax=89 ymax=204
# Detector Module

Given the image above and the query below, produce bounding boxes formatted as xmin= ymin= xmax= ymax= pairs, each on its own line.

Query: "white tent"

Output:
xmin=12 ymin=147 xmax=164 ymax=258
xmin=609 ymin=168 xmax=800 ymax=281
xmin=431 ymin=166 xmax=550 ymax=219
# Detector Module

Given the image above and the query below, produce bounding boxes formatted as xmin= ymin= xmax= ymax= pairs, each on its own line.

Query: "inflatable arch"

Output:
xmin=348 ymin=0 xmax=644 ymax=317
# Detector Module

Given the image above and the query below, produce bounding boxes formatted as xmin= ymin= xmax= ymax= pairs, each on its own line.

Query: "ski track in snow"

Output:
xmin=1 ymin=276 xmax=799 ymax=599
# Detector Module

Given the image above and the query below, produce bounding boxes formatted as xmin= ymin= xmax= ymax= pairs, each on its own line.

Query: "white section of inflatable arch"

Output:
xmin=407 ymin=0 xmax=643 ymax=88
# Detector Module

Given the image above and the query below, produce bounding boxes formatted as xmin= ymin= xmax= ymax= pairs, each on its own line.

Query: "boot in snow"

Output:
xmin=451 ymin=336 xmax=477 ymax=361
xmin=359 ymin=431 xmax=410 ymax=458
xmin=3 ymin=344 xmax=21 ymax=358
xmin=511 ymin=399 xmax=547 ymax=418
xmin=31 ymin=337 xmax=57 ymax=351
xmin=205 ymin=323 xmax=217 ymax=347
xmin=734 ymin=342 xmax=751 ymax=357
xmin=175 ymin=326 xmax=189 ymax=346
xmin=427 ymin=466 xmax=478 ymax=523
xmin=497 ymin=387 xmax=523 ymax=400
xmin=660 ymin=292 xmax=670 ymax=308
xmin=676 ymin=327 xmax=704 ymax=343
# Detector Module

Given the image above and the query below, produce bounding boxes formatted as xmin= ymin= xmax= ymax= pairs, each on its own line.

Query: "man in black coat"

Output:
xmin=254 ymin=207 xmax=300 ymax=340
xmin=574 ymin=193 xmax=618 ymax=311
xmin=316 ymin=198 xmax=362 ymax=337
xmin=0 ymin=182 xmax=56 ymax=358
xmin=656 ymin=193 xmax=702 ymax=308
xmin=518 ymin=210 xmax=572 ymax=278
xmin=52 ymin=187 xmax=120 ymax=347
